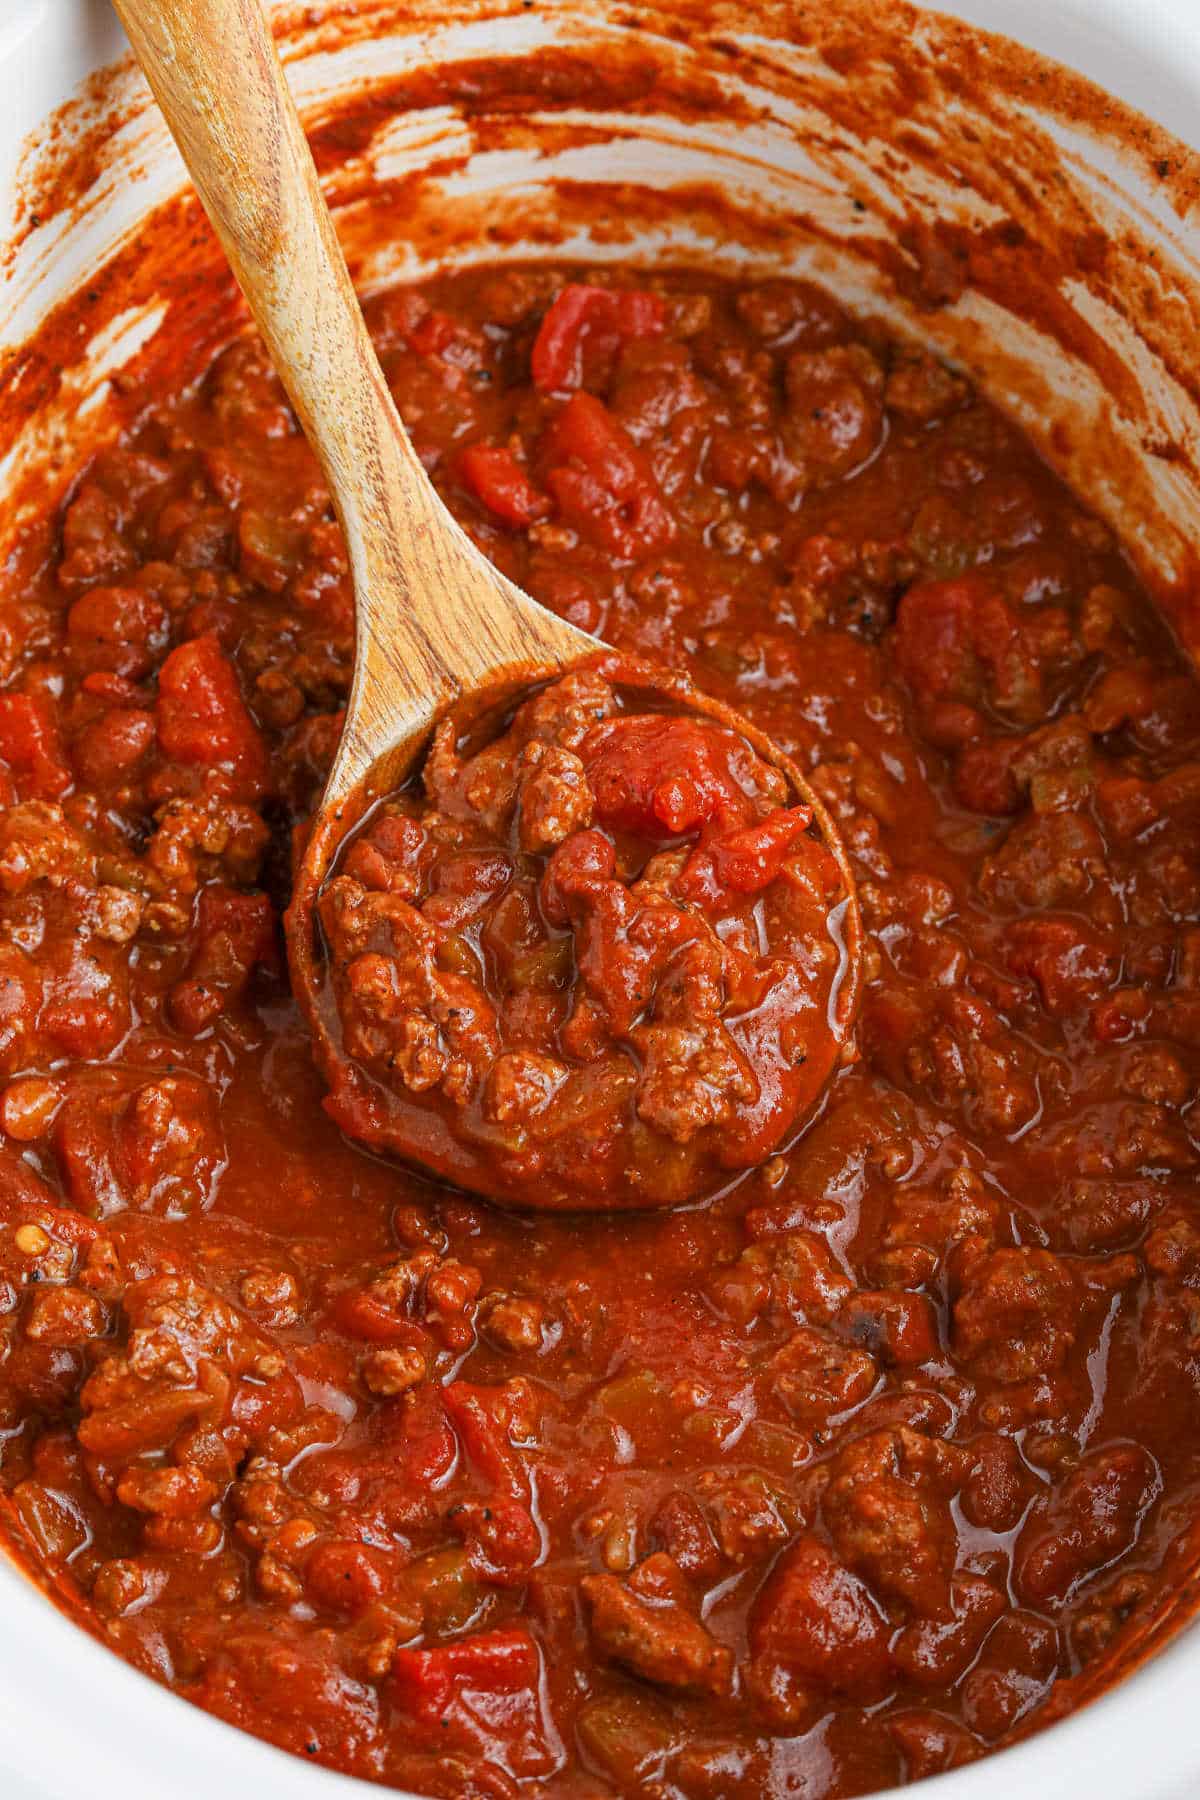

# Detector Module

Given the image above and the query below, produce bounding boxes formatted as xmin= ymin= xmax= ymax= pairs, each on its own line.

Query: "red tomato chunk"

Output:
xmin=531 ymin=283 xmax=666 ymax=392
xmin=457 ymin=444 xmax=552 ymax=528
xmin=543 ymin=392 xmax=676 ymax=559
xmin=156 ymin=631 xmax=269 ymax=797
xmin=392 ymin=1628 xmax=560 ymax=1778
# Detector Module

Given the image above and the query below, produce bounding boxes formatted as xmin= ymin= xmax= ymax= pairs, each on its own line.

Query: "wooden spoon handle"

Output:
xmin=112 ymin=0 xmax=590 ymax=797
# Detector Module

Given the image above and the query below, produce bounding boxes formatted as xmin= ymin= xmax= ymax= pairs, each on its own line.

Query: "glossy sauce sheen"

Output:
xmin=2 ymin=267 xmax=1200 ymax=1797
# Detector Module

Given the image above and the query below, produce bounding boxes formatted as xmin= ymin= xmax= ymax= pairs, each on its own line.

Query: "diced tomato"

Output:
xmin=531 ymin=283 xmax=666 ymax=392
xmin=705 ymin=808 xmax=813 ymax=895
xmin=156 ymin=631 xmax=269 ymax=796
xmin=676 ymin=809 xmax=816 ymax=906
xmin=0 ymin=693 xmax=72 ymax=799
xmin=443 ymin=1380 xmax=529 ymax=1499
xmin=895 ymin=577 xmax=987 ymax=707
xmin=393 ymin=1624 xmax=535 ymax=1706
xmin=651 ymin=776 xmax=715 ymax=835
xmin=544 ymin=392 xmax=675 ymax=559
xmin=749 ymin=1535 xmax=892 ymax=1703
xmin=1001 ymin=917 xmax=1116 ymax=1017
xmin=894 ymin=575 xmax=1040 ymax=723
xmin=0 ymin=1165 xmax=102 ymax=1249
xmin=450 ymin=1495 xmax=542 ymax=1586
xmin=194 ymin=885 xmax=277 ymax=959
xmin=168 ymin=886 xmax=279 ymax=1034
xmin=392 ymin=1627 xmax=558 ymax=1778
xmin=392 ymin=1384 xmax=459 ymax=1490
xmin=579 ymin=713 xmax=752 ymax=839
xmin=457 ymin=444 xmax=552 ymax=528
xmin=228 ymin=1364 xmax=305 ymax=1441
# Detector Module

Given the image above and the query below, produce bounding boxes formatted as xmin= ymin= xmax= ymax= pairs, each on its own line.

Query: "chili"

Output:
xmin=1 ymin=262 xmax=1198 ymax=1798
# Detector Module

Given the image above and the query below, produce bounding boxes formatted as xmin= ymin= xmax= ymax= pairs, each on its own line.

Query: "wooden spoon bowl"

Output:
xmin=288 ymin=648 xmax=863 ymax=1211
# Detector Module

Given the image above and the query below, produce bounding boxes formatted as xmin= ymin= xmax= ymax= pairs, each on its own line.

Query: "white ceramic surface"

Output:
xmin=2 ymin=3 xmax=1200 ymax=1798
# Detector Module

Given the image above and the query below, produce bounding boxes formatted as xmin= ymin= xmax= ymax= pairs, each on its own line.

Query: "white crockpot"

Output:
xmin=3 ymin=2 xmax=1200 ymax=1796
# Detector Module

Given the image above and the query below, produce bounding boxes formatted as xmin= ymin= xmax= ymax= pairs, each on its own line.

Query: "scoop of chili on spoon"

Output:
xmin=114 ymin=0 xmax=864 ymax=1210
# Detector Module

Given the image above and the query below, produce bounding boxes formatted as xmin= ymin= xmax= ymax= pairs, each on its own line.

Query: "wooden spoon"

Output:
xmin=113 ymin=0 xmax=590 ymax=798
xmin=114 ymin=0 xmax=864 ymax=1205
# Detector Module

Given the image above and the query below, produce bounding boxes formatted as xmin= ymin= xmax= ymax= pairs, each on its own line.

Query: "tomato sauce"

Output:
xmin=3 ymin=262 xmax=1200 ymax=1797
